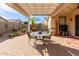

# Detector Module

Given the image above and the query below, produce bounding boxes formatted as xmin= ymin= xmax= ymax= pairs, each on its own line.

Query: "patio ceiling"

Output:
xmin=7 ymin=3 xmax=78 ymax=17
xmin=51 ymin=3 xmax=78 ymax=16
xmin=7 ymin=3 xmax=62 ymax=16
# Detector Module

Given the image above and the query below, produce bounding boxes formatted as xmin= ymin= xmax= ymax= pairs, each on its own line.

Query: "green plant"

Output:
xmin=37 ymin=24 xmax=42 ymax=31
xmin=22 ymin=24 xmax=26 ymax=28
xmin=24 ymin=21 xmax=28 ymax=24
xmin=32 ymin=17 xmax=36 ymax=24
xmin=9 ymin=32 xmax=20 ymax=38
xmin=15 ymin=32 xmax=20 ymax=36
xmin=21 ymin=28 xmax=26 ymax=33
xmin=12 ymin=32 xmax=20 ymax=37
xmin=12 ymin=29 xmax=18 ymax=32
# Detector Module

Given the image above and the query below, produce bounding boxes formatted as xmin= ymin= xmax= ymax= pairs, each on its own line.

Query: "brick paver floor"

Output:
xmin=31 ymin=36 xmax=79 ymax=56
xmin=51 ymin=36 xmax=79 ymax=50
xmin=0 ymin=34 xmax=41 ymax=56
xmin=0 ymin=33 xmax=79 ymax=56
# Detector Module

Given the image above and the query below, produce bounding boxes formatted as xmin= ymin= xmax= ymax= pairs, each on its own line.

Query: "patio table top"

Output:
xmin=30 ymin=31 xmax=51 ymax=39
xmin=30 ymin=31 xmax=51 ymax=37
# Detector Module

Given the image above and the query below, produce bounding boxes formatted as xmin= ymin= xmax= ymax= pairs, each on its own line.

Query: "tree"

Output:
xmin=24 ymin=21 xmax=28 ymax=24
xmin=32 ymin=17 xmax=36 ymax=24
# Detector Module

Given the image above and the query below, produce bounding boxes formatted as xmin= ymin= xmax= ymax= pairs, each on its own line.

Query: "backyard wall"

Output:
xmin=0 ymin=17 xmax=7 ymax=35
xmin=6 ymin=22 xmax=14 ymax=32
xmin=0 ymin=18 xmax=22 ymax=35
xmin=7 ymin=22 xmax=22 ymax=32
xmin=0 ymin=22 xmax=6 ymax=35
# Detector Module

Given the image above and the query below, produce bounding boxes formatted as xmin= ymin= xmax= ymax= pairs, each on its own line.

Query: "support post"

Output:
xmin=27 ymin=16 xmax=31 ymax=32
xmin=27 ymin=16 xmax=33 ymax=32
xmin=48 ymin=16 xmax=51 ymax=32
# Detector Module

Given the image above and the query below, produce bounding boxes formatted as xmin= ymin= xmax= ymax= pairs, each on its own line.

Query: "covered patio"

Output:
xmin=0 ymin=33 xmax=79 ymax=56
xmin=7 ymin=3 xmax=62 ymax=33
xmin=0 ymin=3 xmax=79 ymax=56
xmin=7 ymin=3 xmax=79 ymax=37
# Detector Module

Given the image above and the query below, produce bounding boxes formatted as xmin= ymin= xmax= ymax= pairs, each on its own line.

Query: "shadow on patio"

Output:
xmin=0 ymin=33 xmax=10 ymax=43
xmin=35 ymin=40 xmax=79 ymax=56
xmin=0 ymin=32 xmax=27 ymax=43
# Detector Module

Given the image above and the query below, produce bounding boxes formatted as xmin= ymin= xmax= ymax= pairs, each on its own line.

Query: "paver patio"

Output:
xmin=0 ymin=33 xmax=41 ymax=56
xmin=0 ymin=33 xmax=79 ymax=56
xmin=51 ymin=36 xmax=79 ymax=50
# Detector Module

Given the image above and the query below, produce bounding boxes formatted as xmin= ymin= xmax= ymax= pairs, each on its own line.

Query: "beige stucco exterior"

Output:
xmin=67 ymin=9 xmax=79 ymax=36
xmin=51 ymin=8 xmax=79 ymax=36
xmin=0 ymin=17 xmax=7 ymax=35
xmin=5 ymin=3 xmax=79 ymax=37
xmin=6 ymin=20 xmax=22 ymax=32
xmin=0 ymin=22 xmax=6 ymax=35
xmin=0 ymin=17 xmax=22 ymax=35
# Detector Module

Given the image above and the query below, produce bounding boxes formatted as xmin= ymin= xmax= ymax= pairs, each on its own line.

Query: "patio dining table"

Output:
xmin=30 ymin=31 xmax=51 ymax=39
xmin=30 ymin=31 xmax=51 ymax=53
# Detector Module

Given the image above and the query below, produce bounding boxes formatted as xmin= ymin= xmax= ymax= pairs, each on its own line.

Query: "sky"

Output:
xmin=0 ymin=3 xmax=48 ymax=23
xmin=32 ymin=16 xmax=48 ymax=23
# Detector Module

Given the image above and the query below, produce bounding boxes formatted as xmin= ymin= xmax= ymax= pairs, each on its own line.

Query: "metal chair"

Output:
xmin=27 ymin=32 xmax=31 ymax=39
xmin=27 ymin=32 xmax=37 ymax=47
xmin=27 ymin=32 xmax=33 ymax=45
xmin=44 ymin=32 xmax=52 ymax=39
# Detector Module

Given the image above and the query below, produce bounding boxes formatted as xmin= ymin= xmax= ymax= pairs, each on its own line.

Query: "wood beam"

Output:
xmin=50 ymin=3 xmax=64 ymax=17
xmin=6 ymin=3 xmax=29 ymax=16
xmin=32 ymin=14 xmax=51 ymax=16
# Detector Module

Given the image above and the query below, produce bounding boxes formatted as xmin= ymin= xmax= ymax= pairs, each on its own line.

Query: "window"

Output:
xmin=59 ymin=16 xmax=66 ymax=25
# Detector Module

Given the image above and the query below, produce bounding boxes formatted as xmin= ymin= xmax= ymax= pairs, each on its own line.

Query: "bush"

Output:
xmin=9 ymin=32 xmax=20 ymax=38
xmin=21 ymin=28 xmax=26 ymax=33
xmin=13 ymin=32 xmax=20 ymax=37
xmin=22 ymin=24 xmax=26 ymax=28
xmin=24 ymin=21 xmax=28 ymax=24
xmin=12 ymin=29 xmax=18 ymax=32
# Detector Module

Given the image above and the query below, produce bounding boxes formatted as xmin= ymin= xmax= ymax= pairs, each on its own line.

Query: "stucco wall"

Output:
xmin=67 ymin=9 xmax=79 ymax=36
xmin=67 ymin=13 xmax=75 ymax=36
xmin=52 ymin=9 xmax=79 ymax=36
xmin=0 ymin=22 xmax=6 ymax=35
xmin=7 ymin=22 xmax=21 ymax=32
xmin=0 ymin=21 xmax=22 ymax=35
xmin=6 ymin=22 xmax=13 ymax=32
xmin=51 ymin=16 xmax=59 ymax=35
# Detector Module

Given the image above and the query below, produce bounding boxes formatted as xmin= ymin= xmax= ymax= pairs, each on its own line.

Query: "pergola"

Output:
xmin=7 ymin=3 xmax=78 ymax=32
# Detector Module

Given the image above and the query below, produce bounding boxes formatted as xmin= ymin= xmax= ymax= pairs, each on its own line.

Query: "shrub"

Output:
xmin=24 ymin=21 xmax=28 ymax=24
xmin=21 ymin=28 xmax=26 ymax=33
xmin=9 ymin=32 xmax=20 ymax=38
xmin=22 ymin=24 xmax=26 ymax=28
xmin=12 ymin=29 xmax=18 ymax=32
xmin=13 ymin=32 xmax=20 ymax=37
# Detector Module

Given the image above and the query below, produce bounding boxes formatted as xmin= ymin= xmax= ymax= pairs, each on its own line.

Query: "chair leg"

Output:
xmin=28 ymin=38 xmax=30 ymax=46
xmin=33 ymin=38 xmax=37 ymax=48
xmin=42 ymin=38 xmax=48 ymax=53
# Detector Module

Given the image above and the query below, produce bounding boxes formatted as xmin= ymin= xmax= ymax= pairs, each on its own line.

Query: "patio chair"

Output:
xmin=27 ymin=32 xmax=31 ymax=39
xmin=27 ymin=32 xmax=36 ymax=47
xmin=44 ymin=31 xmax=52 ymax=39
xmin=27 ymin=32 xmax=32 ymax=44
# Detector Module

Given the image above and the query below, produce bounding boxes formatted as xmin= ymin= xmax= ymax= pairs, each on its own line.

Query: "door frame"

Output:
xmin=75 ymin=15 xmax=79 ymax=36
